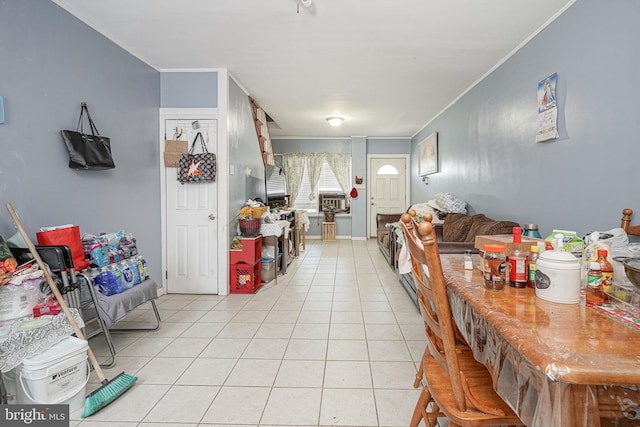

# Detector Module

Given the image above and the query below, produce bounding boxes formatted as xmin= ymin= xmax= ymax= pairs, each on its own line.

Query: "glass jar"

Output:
xmin=483 ymin=244 xmax=507 ymax=290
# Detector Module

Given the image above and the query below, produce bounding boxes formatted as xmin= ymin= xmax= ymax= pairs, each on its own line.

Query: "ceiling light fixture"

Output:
xmin=326 ymin=117 xmax=344 ymax=127
xmin=297 ymin=0 xmax=313 ymax=13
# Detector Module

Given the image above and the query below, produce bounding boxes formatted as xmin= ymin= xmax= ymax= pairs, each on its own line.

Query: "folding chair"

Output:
xmin=10 ymin=245 xmax=160 ymax=368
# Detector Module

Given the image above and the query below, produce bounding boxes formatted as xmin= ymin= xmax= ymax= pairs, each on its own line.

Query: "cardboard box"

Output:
xmin=475 ymin=234 xmax=544 ymax=257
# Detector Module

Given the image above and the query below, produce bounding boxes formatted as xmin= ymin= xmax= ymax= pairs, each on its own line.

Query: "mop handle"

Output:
xmin=6 ymin=203 xmax=107 ymax=382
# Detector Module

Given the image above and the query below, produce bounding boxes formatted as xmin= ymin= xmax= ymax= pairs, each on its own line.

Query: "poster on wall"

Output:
xmin=535 ymin=73 xmax=559 ymax=143
xmin=418 ymin=132 xmax=438 ymax=176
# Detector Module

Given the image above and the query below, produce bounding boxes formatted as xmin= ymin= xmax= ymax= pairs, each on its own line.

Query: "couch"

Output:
xmin=376 ymin=208 xmax=520 ymax=307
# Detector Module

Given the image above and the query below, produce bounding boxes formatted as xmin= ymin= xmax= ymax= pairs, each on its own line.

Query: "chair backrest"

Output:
xmin=400 ymin=210 xmax=468 ymax=412
xmin=621 ymin=208 xmax=640 ymax=237
xmin=10 ymin=245 xmax=76 ymax=288
xmin=10 ymin=245 xmax=68 ymax=272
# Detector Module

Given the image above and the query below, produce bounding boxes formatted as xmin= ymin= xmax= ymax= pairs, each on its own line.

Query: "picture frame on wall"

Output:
xmin=418 ymin=132 xmax=438 ymax=176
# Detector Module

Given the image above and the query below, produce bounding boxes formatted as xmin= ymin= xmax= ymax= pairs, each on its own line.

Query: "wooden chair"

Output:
xmin=621 ymin=208 xmax=640 ymax=237
xmin=401 ymin=211 xmax=522 ymax=427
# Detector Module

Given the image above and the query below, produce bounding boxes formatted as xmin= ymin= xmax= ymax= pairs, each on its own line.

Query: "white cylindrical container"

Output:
xmin=535 ymin=250 xmax=581 ymax=304
xmin=16 ymin=336 xmax=89 ymax=412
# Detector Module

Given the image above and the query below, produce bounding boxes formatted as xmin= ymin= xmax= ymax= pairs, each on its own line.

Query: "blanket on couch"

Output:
xmin=397 ymin=212 xmax=519 ymax=274
xmin=442 ymin=213 xmax=519 ymax=242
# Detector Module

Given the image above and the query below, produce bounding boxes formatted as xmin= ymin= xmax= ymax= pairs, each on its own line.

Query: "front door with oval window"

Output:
xmin=369 ymin=157 xmax=408 ymax=237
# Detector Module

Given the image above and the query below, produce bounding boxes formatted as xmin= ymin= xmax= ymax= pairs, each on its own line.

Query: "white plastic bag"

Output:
xmin=585 ymin=228 xmax=632 ymax=258
xmin=0 ymin=270 xmax=45 ymax=321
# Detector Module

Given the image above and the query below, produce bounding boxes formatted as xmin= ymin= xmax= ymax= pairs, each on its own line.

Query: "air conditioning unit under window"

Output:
xmin=319 ymin=193 xmax=349 ymax=213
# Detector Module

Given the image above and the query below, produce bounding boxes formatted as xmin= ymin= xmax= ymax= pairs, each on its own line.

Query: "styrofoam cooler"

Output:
xmin=15 ymin=336 xmax=89 ymax=412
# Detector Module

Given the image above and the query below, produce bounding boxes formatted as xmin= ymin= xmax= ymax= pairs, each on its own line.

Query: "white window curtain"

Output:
xmin=282 ymin=153 xmax=305 ymax=203
xmin=326 ymin=154 xmax=351 ymax=195
xmin=306 ymin=153 xmax=325 ymax=202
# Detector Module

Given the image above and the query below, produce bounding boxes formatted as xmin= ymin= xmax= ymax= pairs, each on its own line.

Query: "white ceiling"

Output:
xmin=53 ymin=0 xmax=574 ymax=138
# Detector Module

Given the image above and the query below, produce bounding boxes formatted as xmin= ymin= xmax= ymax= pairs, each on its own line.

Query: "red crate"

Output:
xmin=229 ymin=237 xmax=262 ymax=265
xmin=230 ymin=262 xmax=261 ymax=294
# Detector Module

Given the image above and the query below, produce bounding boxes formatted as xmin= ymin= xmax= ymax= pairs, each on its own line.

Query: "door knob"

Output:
xmin=208 ymin=214 xmax=216 ymax=220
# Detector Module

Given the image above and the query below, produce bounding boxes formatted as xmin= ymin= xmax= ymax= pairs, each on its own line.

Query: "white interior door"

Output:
xmin=164 ymin=118 xmax=218 ymax=294
xmin=369 ymin=157 xmax=408 ymax=237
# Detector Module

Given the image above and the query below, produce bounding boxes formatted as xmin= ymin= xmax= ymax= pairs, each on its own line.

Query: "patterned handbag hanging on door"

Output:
xmin=177 ymin=132 xmax=217 ymax=184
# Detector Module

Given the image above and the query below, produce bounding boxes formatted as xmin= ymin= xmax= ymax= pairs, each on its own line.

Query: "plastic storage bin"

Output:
xmin=15 ymin=336 xmax=89 ymax=412
xmin=261 ymin=253 xmax=282 ymax=283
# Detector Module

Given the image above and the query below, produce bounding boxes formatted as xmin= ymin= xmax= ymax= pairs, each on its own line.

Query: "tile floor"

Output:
xmin=71 ymin=239 xmax=433 ymax=426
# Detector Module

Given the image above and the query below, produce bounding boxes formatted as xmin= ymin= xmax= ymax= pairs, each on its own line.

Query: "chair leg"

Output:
xmin=410 ymin=386 xmax=431 ymax=427
xmin=414 ymin=346 xmax=428 ymax=388
xmin=79 ymin=274 xmax=117 ymax=368
xmin=110 ymin=299 xmax=161 ymax=332
xmin=426 ymin=395 xmax=444 ymax=427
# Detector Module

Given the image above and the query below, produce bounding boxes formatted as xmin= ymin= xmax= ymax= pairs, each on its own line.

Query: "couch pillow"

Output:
xmin=435 ymin=192 xmax=467 ymax=214
xmin=410 ymin=203 xmax=444 ymax=224
xmin=464 ymin=215 xmax=520 ymax=242
xmin=443 ymin=213 xmax=475 ymax=242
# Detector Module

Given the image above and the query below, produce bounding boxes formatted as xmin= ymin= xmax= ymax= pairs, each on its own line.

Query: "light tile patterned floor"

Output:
xmin=71 ymin=239 xmax=434 ymax=426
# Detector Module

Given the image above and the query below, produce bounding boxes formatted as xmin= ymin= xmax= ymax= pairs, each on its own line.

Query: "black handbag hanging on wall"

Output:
xmin=60 ymin=102 xmax=115 ymax=170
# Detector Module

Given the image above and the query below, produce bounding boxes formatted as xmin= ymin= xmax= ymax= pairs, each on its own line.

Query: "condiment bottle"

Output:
xmin=509 ymin=227 xmax=528 ymax=288
xmin=464 ymin=249 xmax=474 ymax=270
xmin=483 ymin=244 xmax=507 ymax=291
xmin=586 ymin=262 xmax=605 ymax=305
xmin=527 ymin=245 xmax=540 ymax=288
xmin=597 ymin=249 xmax=614 ymax=294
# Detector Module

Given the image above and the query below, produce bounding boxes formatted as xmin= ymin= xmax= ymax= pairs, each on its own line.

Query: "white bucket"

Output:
xmin=16 ymin=336 xmax=89 ymax=413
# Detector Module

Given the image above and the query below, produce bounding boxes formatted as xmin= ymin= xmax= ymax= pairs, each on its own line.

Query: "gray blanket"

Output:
xmin=94 ymin=279 xmax=158 ymax=328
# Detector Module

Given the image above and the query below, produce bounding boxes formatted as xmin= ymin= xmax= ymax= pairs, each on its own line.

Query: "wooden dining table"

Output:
xmin=440 ymin=254 xmax=640 ymax=427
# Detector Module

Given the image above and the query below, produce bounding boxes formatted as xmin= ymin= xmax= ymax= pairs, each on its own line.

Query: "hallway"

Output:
xmin=72 ymin=239 xmax=429 ymax=426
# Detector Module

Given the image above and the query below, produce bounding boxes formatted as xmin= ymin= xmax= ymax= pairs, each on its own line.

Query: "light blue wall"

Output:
xmin=160 ymin=72 xmax=218 ymax=108
xmin=351 ymin=137 xmax=367 ymax=238
xmin=411 ymin=0 xmax=640 ymax=238
xmin=228 ymin=79 xmax=265 ymax=237
xmin=273 ymin=138 xmax=352 ymax=154
xmin=367 ymin=138 xmax=412 ymax=155
xmin=0 ymin=0 xmax=161 ymax=271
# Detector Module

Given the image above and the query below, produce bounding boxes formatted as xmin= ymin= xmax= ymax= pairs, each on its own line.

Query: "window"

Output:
xmin=377 ymin=165 xmax=399 ymax=175
xmin=293 ymin=159 xmax=344 ymax=212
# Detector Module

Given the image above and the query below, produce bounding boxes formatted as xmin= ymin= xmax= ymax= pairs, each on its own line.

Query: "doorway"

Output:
xmin=367 ymin=155 xmax=410 ymax=237
xmin=160 ymin=110 xmax=220 ymax=294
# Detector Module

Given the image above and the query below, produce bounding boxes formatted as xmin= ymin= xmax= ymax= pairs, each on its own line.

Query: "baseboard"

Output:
xmin=306 ymin=235 xmax=354 ymax=240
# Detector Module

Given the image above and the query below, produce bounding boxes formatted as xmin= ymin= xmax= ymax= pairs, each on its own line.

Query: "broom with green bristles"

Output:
xmin=6 ymin=202 xmax=137 ymax=418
